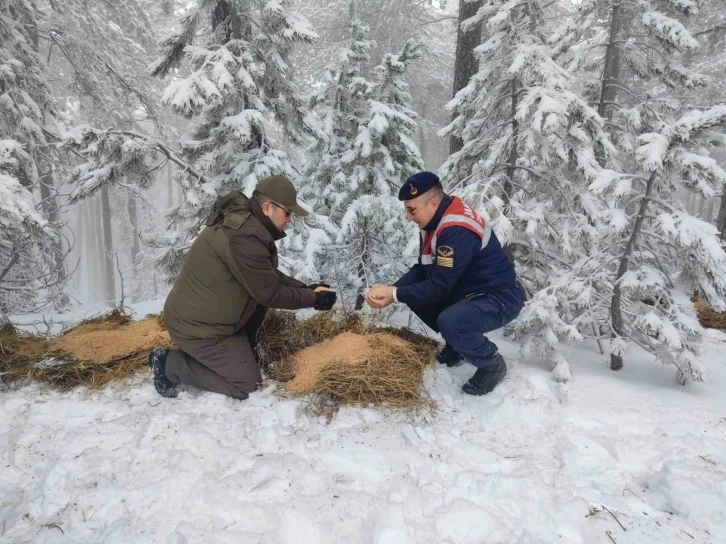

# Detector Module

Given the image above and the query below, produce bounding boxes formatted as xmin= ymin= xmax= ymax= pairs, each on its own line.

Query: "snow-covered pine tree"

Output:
xmin=592 ymin=107 xmax=726 ymax=382
xmin=302 ymin=18 xmax=373 ymax=220
xmin=438 ymin=0 xmax=617 ymax=381
xmin=0 ymin=0 xmax=65 ymax=320
xmin=552 ymin=0 xmax=726 ymax=381
xmin=62 ymin=0 xmax=327 ymax=282
xmin=299 ymin=18 xmax=373 ymax=295
xmin=43 ymin=0 xmax=179 ymax=304
xmin=0 ymin=143 xmax=55 ymax=322
xmin=316 ymin=37 xmax=425 ymax=308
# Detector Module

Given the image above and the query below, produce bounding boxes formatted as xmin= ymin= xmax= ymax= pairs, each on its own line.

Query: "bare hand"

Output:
xmin=365 ymin=285 xmax=394 ymax=309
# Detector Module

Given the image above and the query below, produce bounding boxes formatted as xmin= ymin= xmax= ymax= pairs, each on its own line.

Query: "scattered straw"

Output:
xmin=287 ymin=332 xmax=409 ymax=393
xmin=72 ymin=307 xmax=132 ymax=331
xmin=2 ymin=308 xmax=438 ymax=407
xmin=0 ymin=309 xmax=173 ymax=390
xmin=53 ymin=319 xmax=170 ymax=363
xmin=258 ymin=310 xmax=438 ymax=409
xmin=1 ymin=324 xmax=52 ymax=385
xmin=316 ymin=340 xmax=434 ymax=407
xmin=258 ymin=310 xmax=368 ymax=381
xmin=695 ymin=301 xmax=726 ymax=331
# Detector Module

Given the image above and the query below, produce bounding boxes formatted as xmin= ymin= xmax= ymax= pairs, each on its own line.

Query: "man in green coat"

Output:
xmin=149 ymin=176 xmax=337 ymax=400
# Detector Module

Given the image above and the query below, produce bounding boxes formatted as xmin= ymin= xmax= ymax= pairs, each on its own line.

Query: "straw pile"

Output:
xmin=257 ymin=310 xmax=438 ymax=408
xmin=0 ymin=309 xmax=172 ymax=390
xmin=1 ymin=308 xmax=437 ymax=408
xmin=695 ymin=301 xmax=726 ymax=331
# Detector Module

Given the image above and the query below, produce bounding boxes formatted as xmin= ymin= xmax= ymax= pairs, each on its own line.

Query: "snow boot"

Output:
xmin=462 ymin=353 xmax=507 ymax=396
xmin=437 ymin=343 xmax=466 ymax=367
xmin=148 ymin=347 xmax=179 ymax=398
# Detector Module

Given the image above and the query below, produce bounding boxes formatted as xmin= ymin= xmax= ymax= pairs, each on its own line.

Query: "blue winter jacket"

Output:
xmin=394 ymin=194 xmax=517 ymax=307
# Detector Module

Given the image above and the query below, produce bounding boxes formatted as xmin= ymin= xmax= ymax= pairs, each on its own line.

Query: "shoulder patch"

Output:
xmin=436 ymin=245 xmax=454 ymax=267
xmin=437 ymin=245 xmax=454 ymax=257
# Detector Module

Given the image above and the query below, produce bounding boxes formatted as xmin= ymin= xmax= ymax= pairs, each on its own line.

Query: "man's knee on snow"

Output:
xmin=227 ymin=379 xmax=260 ymax=400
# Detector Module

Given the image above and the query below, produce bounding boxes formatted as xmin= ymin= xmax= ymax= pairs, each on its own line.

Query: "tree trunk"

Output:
xmin=127 ymin=193 xmax=140 ymax=303
xmin=596 ymin=3 xmax=622 ymax=165
xmin=127 ymin=194 xmax=140 ymax=266
xmin=686 ymin=190 xmax=695 ymax=214
xmin=705 ymin=197 xmax=716 ymax=224
xmin=502 ymin=77 xmax=519 ymax=264
xmin=93 ymin=194 xmax=106 ymax=300
xmin=75 ymin=200 xmax=84 ymax=293
xmin=697 ymin=194 xmax=707 ymax=218
xmin=717 ymin=191 xmax=726 ymax=242
xmin=38 ymin=108 xmax=67 ymax=281
xmin=354 ymin=225 xmax=369 ymax=310
xmin=450 ymin=0 xmax=483 ymax=155
xmin=610 ymin=170 xmax=658 ymax=370
xmin=167 ymin=166 xmax=174 ymax=208
xmin=419 ymin=93 xmax=428 ymax=168
xmin=100 ymin=185 xmax=116 ymax=305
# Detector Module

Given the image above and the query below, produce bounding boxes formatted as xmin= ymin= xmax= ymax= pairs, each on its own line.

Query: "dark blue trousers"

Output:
xmin=406 ymin=286 xmax=524 ymax=368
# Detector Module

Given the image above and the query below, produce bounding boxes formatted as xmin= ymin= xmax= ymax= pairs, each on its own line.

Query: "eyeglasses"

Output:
xmin=405 ymin=196 xmax=436 ymax=216
xmin=269 ymin=201 xmax=292 ymax=218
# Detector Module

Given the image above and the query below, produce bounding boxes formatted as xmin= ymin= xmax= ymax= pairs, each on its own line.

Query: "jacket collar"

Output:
xmin=423 ymin=193 xmax=453 ymax=232
xmin=249 ymin=193 xmax=287 ymax=241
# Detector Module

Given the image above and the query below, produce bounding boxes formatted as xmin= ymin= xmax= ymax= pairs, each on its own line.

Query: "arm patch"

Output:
xmin=436 ymin=245 xmax=454 ymax=267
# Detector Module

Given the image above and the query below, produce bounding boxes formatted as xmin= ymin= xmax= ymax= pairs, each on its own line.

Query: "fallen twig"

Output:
xmin=681 ymin=529 xmax=694 ymax=539
xmin=698 ymin=455 xmax=716 ymax=466
xmin=586 ymin=506 xmax=602 ymax=518
xmin=602 ymin=505 xmax=627 ymax=531
xmin=623 ymin=488 xmax=642 ymax=501
xmin=605 ymin=530 xmax=617 ymax=544
xmin=38 ymin=523 xmax=64 ymax=535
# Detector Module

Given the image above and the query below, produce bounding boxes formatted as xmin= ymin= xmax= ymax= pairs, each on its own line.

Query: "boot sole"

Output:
xmin=149 ymin=350 xmax=179 ymax=398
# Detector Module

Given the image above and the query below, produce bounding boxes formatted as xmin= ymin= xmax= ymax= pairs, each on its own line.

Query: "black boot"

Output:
xmin=437 ymin=343 xmax=466 ymax=367
xmin=462 ymin=353 xmax=507 ymax=396
xmin=148 ymin=347 xmax=180 ymax=398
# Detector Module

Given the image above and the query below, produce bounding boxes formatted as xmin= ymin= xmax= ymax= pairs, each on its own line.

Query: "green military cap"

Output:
xmin=255 ymin=175 xmax=309 ymax=217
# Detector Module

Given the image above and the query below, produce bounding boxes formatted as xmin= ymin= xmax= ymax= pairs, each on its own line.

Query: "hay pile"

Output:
xmin=258 ymin=310 xmax=438 ymax=408
xmin=695 ymin=301 xmax=726 ymax=331
xmin=2 ymin=308 xmax=437 ymax=407
xmin=0 ymin=309 xmax=172 ymax=390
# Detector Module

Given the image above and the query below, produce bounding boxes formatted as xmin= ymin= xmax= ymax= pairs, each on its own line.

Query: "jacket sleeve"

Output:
xmin=227 ymin=234 xmax=316 ymax=310
xmin=276 ymin=269 xmax=307 ymax=289
xmin=393 ymin=264 xmax=427 ymax=287
xmin=396 ymin=227 xmax=480 ymax=307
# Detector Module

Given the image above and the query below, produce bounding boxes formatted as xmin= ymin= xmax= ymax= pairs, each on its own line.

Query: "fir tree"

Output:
xmin=302 ymin=18 xmax=374 ymax=221
xmin=438 ymin=0 xmax=726 ymax=384
xmin=306 ymin=26 xmax=425 ymax=307
xmin=555 ymin=0 xmax=726 ymax=380
xmin=439 ymin=0 xmax=615 ymax=381
xmin=0 ymin=0 xmax=65 ymax=319
xmin=63 ymin=0 xmax=326 ymax=282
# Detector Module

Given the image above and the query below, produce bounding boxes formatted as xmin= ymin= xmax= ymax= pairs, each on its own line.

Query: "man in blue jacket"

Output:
xmin=366 ymin=171 xmax=524 ymax=395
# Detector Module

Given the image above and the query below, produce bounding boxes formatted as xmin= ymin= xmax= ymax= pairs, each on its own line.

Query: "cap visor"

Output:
xmin=289 ymin=204 xmax=309 ymax=217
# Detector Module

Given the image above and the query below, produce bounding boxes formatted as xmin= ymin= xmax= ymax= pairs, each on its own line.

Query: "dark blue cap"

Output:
xmin=398 ymin=171 xmax=440 ymax=201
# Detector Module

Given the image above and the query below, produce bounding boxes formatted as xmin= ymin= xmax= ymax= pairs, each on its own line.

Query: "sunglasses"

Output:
xmin=405 ymin=196 xmax=436 ymax=216
xmin=269 ymin=201 xmax=292 ymax=218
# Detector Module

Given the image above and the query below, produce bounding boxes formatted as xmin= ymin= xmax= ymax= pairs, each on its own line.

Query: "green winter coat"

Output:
xmin=163 ymin=191 xmax=316 ymax=340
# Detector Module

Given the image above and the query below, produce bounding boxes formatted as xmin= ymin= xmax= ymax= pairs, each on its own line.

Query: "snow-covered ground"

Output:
xmin=2 ymin=301 xmax=726 ymax=543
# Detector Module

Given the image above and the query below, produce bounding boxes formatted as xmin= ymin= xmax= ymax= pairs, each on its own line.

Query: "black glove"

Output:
xmin=314 ymin=290 xmax=337 ymax=310
xmin=308 ymin=282 xmax=331 ymax=290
